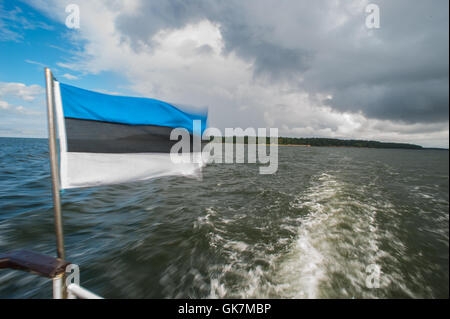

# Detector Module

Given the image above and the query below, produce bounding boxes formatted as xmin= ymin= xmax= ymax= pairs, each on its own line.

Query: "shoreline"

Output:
xmin=1 ymin=136 xmax=448 ymax=151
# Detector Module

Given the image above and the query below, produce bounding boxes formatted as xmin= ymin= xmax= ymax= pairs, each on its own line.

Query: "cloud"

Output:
xmin=112 ymin=0 xmax=449 ymax=123
xmin=0 ymin=99 xmax=40 ymax=115
xmin=62 ymin=73 xmax=79 ymax=80
xmin=25 ymin=59 xmax=46 ymax=68
xmin=0 ymin=82 xmax=43 ymax=102
xmin=0 ymin=3 xmax=53 ymax=42
xmin=0 ymin=100 xmax=10 ymax=110
xmin=0 ymin=82 xmax=44 ymax=117
xmin=25 ymin=0 xmax=449 ymax=147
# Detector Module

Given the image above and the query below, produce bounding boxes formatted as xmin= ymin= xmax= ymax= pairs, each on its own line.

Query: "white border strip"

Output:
xmin=53 ymin=81 xmax=69 ymax=189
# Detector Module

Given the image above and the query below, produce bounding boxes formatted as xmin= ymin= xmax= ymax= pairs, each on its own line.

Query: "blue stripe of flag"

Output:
xmin=59 ymin=83 xmax=207 ymax=134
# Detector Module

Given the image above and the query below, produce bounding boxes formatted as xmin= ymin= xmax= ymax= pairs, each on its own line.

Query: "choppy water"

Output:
xmin=0 ymin=137 xmax=448 ymax=298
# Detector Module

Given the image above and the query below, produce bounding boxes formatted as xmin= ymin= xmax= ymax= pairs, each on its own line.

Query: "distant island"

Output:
xmin=0 ymin=136 xmax=447 ymax=151
xmin=211 ymin=136 xmax=447 ymax=150
xmin=277 ymin=137 xmax=423 ymax=149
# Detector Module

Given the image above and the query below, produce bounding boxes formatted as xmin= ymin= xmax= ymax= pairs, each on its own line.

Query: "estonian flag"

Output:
xmin=52 ymin=80 xmax=208 ymax=189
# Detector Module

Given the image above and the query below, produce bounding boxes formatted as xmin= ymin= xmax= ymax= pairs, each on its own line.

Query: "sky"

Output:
xmin=0 ymin=0 xmax=448 ymax=148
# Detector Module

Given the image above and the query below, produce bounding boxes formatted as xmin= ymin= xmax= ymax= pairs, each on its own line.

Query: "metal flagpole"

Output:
xmin=45 ymin=67 xmax=65 ymax=261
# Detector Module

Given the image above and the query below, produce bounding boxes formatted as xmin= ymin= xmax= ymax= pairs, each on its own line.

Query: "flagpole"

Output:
xmin=45 ymin=67 xmax=65 ymax=261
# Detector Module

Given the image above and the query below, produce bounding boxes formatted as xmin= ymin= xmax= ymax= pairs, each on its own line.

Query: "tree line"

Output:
xmin=209 ymin=136 xmax=423 ymax=150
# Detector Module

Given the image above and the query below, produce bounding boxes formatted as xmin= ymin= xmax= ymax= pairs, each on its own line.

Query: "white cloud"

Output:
xmin=0 ymin=99 xmax=40 ymax=115
xmin=0 ymin=3 xmax=53 ymax=42
xmin=25 ymin=59 xmax=46 ymax=68
xmin=0 ymin=100 xmax=11 ymax=110
xmin=62 ymin=73 xmax=79 ymax=80
xmin=14 ymin=105 xmax=40 ymax=115
xmin=0 ymin=82 xmax=43 ymax=102
xmin=26 ymin=0 xmax=449 ymax=148
xmin=0 ymin=82 xmax=44 ymax=118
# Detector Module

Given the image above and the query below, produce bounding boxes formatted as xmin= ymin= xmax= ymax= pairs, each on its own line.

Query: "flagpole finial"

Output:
xmin=45 ymin=67 xmax=57 ymax=81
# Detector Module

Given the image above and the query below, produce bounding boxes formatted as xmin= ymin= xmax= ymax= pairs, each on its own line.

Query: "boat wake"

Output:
xmin=193 ymin=172 xmax=413 ymax=298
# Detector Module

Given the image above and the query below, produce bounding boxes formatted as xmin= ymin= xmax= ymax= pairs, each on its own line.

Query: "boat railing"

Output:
xmin=0 ymin=249 xmax=103 ymax=299
xmin=67 ymin=283 xmax=103 ymax=299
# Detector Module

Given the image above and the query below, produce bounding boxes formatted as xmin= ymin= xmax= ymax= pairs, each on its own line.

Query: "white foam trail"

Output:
xmin=274 ymin=173 xmax=340 ymax=298
xmin=193 ymin=172 xmax=413 ymax=298
xmin=274 ymin=172 xmax=406 ymax=298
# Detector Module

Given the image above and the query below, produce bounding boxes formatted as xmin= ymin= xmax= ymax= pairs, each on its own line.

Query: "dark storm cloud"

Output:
xmin=115 ymin=0 xmax=315 ymax=76
xmin=115 ymin=0 xmax=449 ymax=123
xmin=218 ymin=23 xmax=313 ymax=79
xmin=115 ymin=0 xmax=207 ymax=48
xmin=324 ymin=79 xmax=449 ymax=123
